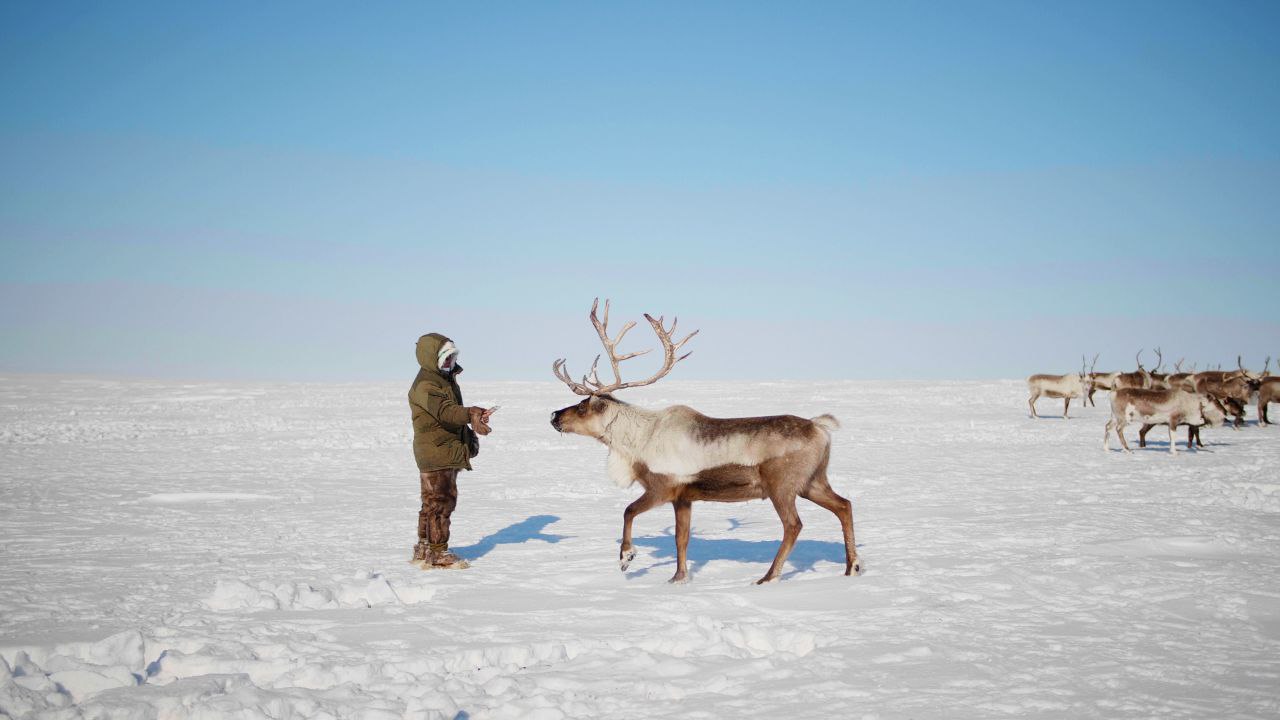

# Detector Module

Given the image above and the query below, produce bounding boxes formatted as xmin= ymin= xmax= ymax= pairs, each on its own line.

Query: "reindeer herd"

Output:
xmin=1028 ymin=348 xmax=1279 ymax=454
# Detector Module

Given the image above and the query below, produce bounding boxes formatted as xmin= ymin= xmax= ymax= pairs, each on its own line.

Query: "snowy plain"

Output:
xmin=1 ymin=375 xmax=1279 ymax=719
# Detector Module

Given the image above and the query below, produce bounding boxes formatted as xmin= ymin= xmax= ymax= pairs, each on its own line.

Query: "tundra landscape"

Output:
xmin=2 ymin=374 xmax=1278 ymax=718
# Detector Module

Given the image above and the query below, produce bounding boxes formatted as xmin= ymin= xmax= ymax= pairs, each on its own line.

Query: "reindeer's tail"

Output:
xmin=811 ymin=414 xmax=841 ymax=433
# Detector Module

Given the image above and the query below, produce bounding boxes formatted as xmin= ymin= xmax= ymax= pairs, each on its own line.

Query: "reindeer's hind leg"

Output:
xmin=801 ymin=480 xmax=862 ymax=577
xmin=1138 ymin=423 xmax=1152 ymax=448
xmin=758 ymin=489 xmax=802 ymax=585
xmin=670 ymin=499 xmax=692 ymax=584
xmin=620 ymin=489 xmax=664 ymax=572
xmin=1029 ymin=392 xmax=1040 ymax=418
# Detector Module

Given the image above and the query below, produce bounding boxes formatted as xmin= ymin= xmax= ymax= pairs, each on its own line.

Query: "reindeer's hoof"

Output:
xmin=668 ymin=572 xmax=689 ymax=584
xmin=619 ymin=548 xmax=636 ymax=572
xmin=847 ymin=560 xmax=864 ymax=576
xmin=754 ymin=575 xmax=779 ymax=585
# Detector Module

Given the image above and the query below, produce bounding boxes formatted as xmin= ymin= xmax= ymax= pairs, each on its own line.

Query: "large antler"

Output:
xmin=552 ymin=298 xmax=699 ymax=396
xmin=1153 ymin=347 xmax=1164 ymax=373
xmin=1089 ymin=353 xmax=1099 ymax=374
xmin=1135 ymin=349 xmax=1145 ymax=370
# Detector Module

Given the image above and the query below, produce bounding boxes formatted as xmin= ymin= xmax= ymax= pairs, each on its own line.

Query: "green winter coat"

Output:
xmin=409 ymin=333 xmax=473 ymax=472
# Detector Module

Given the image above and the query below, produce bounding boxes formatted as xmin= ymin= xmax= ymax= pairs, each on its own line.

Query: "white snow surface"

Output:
xmin=2 ymin=375 xmax=1279 ymax=719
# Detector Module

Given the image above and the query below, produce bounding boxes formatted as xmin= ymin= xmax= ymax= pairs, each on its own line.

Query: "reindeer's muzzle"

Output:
xmin=550 ymin=411 xmax=563 ymax=432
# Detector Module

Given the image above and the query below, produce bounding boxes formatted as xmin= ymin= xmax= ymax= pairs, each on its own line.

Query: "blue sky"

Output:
xmin=2 ymin=1 xmax=1277 ymax=380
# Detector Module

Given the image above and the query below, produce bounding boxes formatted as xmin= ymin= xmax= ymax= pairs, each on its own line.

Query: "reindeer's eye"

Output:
xmin=576 ymin=404 xmax=587 ymax=415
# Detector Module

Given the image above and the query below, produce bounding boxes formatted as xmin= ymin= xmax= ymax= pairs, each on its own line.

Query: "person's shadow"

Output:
xmin=628 ymin=519 xmax=854 ymax=580
xmin=452 ymin=515 xmax=567 ymax=561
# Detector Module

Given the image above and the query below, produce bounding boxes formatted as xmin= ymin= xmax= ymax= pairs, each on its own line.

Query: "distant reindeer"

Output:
xmin=1192 ymin=355 xmax=1252 ymax=388
xmin=1194 ymin=362 xmax=1259 ymax=428
xmin=1138 ymin=421 xmax=1206 ymax=450
xmin=1237 ymin=355 xmax=1266 ymax=383
xmin=1146 ymin=348 xmax=1172 ymax=390
xmin=1257 ymin=357 xmax=1278 ymax=426
xmin=1083 ymin=353 xmax=1117 ymax=407
xmin=1138 ymin=389 xmax=1239 ymax=450
xmin=1105 ymin=388 xmax=1228 ymax=454
xmin=1113 ymin=350 xmax=1154 ymax=391
xmin=1027 ymin=355 xmax=1095 ymax=419
xmin=549 ymin=299 xmax=860 ymax=585
xmin=1086 ymin=372 xmax=1119 ymax=407
xmin=1165 ymin=358 xmax=1197 ymax=393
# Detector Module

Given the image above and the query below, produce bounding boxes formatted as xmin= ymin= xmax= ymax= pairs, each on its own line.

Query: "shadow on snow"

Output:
xmin=627 ymin=518 xmax=856 ymax=580
xmin=453 ymin=514 xmax=568 ymax=561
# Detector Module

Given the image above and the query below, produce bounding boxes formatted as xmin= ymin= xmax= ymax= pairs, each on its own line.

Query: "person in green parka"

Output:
xmin=408 ymin=333 xmax=494 ymax=569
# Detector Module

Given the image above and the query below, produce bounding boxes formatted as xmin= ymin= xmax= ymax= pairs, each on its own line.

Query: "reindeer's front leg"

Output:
xmin=620 ymin=489 xmax=664 ymax=572
xmin=1115 ymin=419 xmax=1132 ymax=452
xmin=670 ymin=499 xmax=692 ymax=584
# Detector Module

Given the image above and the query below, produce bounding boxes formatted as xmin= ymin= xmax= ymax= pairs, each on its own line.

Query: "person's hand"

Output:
xmin=481 ymin=407 xmax=497 ymax=423
xmin=468 ymin=407 xmax=492 ymax=436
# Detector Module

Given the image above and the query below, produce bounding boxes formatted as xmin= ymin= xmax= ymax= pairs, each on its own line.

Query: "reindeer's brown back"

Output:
xmin=692 ymin=414 xmax=817 ymax=443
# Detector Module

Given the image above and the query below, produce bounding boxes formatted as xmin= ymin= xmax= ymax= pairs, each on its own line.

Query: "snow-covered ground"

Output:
xmin=2 ymin=375 xmax=1278 ymax=719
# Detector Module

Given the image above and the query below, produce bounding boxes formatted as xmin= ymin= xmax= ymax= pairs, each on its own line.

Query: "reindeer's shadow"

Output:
xmin=1114 ymin=440 xmax=1233 ymax=453
xmin=452 ymin=514 xmax=568 ymax=561
xmin=627 ymin=520 xmax=854 ymax=580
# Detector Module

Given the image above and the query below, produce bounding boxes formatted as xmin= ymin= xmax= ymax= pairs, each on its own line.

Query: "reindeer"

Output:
xmin=1256 ymin=357 xmax=1278 ymax=426
xmin=1113 ymin=350 xmax=1154 ymax=391
xmin=1085 ymin=366 xmax=1120 ymax=408
xmin=1165 ymin=358 xmax=1198 ymax=393
xmin=1138 ymin=389 xmax=1237 ymax=450
xmin=1236 ymin=355 xmax=1266 ymax=383
xmin=1105 ymin=388 xmax=1228 ymax=454
xmin=1027 ymin=355 xmax=1095 ymax=419
xmin=1192 ymin=355 xmax=1253 ymax=388
xmin=549 ymin=299 xmax=859 ymax=585
xmin=1194 ymin=369 xmax=1257 ymax=428
xmin=1138 ymin=421 xmax=1206 ymax=450
xmin=1146 ymin=348 xmax=1172 ymax=390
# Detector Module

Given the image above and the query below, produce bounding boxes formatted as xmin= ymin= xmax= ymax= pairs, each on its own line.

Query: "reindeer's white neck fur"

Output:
xmin=600 ymin=401 xmax=658 ymax=450
xmin=599 ymin=402 xmax=658 ymax=488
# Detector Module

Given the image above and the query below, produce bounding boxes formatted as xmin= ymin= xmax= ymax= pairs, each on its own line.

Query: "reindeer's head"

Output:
xmin=1238 ymin=355 xmax=1265 ymax=383
xmin=1080 ymin=354 xmax=1097 ymax=394
xmin=550 ymin=394 xmax=624 ymax=440
xmin=1199 ymin=393 xmax=1229 ymax=428
xmin=549 ymin=298 xmax=698 ymax=439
